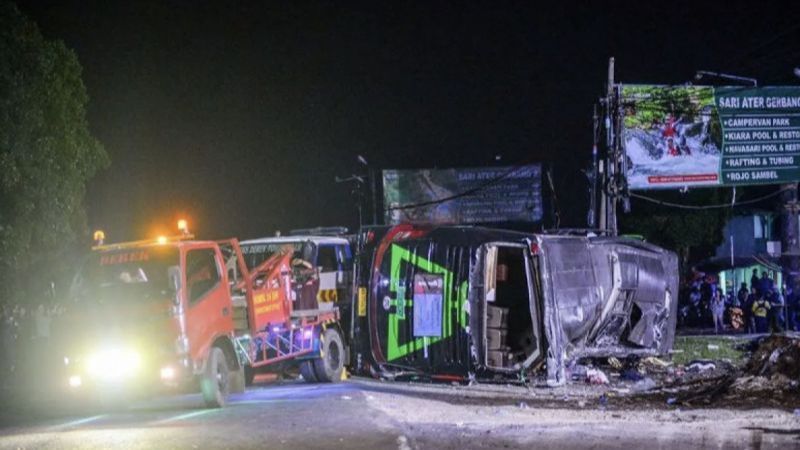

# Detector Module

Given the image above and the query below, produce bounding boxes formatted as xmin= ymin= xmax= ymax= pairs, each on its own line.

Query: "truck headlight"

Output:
xmin=160 ymin=366 xmax=176 ymax=380
xmin=85 ymin=348 xmax=141 ymax=379
xmin=69 ymin=375 xmax=82 ymax=388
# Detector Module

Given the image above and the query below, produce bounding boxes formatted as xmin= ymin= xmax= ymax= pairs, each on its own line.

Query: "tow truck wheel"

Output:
xmin=229 ymin=365 xmax=246 ymax=394
xmin=244 ymin=364 xmax=256 ymax=386
xmin=201 ymin=347 xmax=229 ymax=408
xmin=299 ymin=360 xmax=318 ymax=383
xmin=312 ymin=328 xmax=345 ymax=383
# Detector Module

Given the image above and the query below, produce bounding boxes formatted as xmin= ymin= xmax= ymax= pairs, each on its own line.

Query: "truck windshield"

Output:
xmin=241 ymin=242 xmax=301 ymax=270
xmin=71 ymin=247 xmax=179 ymax=300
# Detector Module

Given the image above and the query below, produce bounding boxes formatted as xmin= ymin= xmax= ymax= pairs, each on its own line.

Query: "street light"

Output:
xmin=694 ymin=70 xmax=758 ymax=87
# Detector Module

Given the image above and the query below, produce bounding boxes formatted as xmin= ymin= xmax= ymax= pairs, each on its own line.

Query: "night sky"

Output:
xmin=14 ymin=1 xmax=800 ymax=241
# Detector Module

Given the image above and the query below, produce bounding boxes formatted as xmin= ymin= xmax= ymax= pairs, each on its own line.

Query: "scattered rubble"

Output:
xmin=686 ymin=361 xmax=716 ymax=373
xmin=557 ymin=334 xmax=800 ymax=410
xmin=744 ymin=334 xmax=800 ymax=380
xmin=630 ymin=377 xmax=657 ymax=392
xmin=586 ymin=369 xmax=609 ymax=385
xmin=648 ymin=334 xmax=799 ymax=408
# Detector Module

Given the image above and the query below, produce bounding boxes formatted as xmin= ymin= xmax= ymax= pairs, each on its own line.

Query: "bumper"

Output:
xmin=61 ymin=359 xmax=196 ymax=399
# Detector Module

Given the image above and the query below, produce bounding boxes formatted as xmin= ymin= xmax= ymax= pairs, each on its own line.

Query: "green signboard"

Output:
xmin=622 ymin=85 xmax=800 ymax=189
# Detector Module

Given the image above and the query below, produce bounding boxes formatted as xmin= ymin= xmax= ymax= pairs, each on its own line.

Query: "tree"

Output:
xmin=0 ymin=2 xmax=108 ymax=305
xmin=620 ymin=188 xmax=729 ymax=273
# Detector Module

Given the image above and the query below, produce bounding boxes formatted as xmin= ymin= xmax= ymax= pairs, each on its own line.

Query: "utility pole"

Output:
xmin=602 ymin=57 xmax=617 ymax=235
xmin=587 ymin=105 xmax=599 ymax=228
xmin=369 ymin=168 xmax=378 ymax=225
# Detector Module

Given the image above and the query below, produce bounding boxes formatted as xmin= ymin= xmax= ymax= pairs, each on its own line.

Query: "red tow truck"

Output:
xmin=60 ymin=223 xmax=345 ymax=407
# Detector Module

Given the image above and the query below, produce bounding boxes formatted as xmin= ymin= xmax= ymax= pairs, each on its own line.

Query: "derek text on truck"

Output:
xmin=57 ymin=223 xmax=351 ymax=407
xmin=58 ymin=226 xmax=246 ymax=407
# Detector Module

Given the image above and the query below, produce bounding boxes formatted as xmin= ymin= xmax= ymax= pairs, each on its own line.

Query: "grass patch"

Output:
xmin=671 ymin=335 xmax=749 ymax=366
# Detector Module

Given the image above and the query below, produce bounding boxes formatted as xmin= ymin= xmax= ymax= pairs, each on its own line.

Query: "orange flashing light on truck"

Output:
xmin=58 ymin=223 xmax=347 ymax=408
xmin=60 ymin=230 xmax=245 ymax=407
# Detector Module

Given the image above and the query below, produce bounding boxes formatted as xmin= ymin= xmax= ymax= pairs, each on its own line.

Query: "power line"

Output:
xmin=629 ymin=185 xmax=794 ymax=210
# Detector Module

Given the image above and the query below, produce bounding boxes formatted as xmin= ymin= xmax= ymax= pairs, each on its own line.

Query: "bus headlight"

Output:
xmin=85 ymin=348 xmax=141 ymax=380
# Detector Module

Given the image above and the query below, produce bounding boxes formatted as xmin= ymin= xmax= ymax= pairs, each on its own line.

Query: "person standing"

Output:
xmin=711 ymin=290 xmax=726 ymax=334
xmin=769 ymin=287 xmax=785 ymax=332
xmin=744 ymin=286 xmax=758 ymax=333
xmin=737 ymin=283 xmax=749 ymax=307
xmin=689 ymin=286 xmax=702 ymax=325
xmin=758 ymin=271 xmax=774 ymax=298
xmin=752 ymin=294 xmax=772 ymax=333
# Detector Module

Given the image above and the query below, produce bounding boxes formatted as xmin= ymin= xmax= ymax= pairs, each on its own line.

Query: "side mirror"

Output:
xmin=168 ymin=266 xmax=182 ymax=304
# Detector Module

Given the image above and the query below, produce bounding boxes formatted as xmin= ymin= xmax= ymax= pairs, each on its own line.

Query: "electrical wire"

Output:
xmin=753 ymin=254 xmax=781 ymax=271
xmin=629 ymin=185 xmax=795 ymax=210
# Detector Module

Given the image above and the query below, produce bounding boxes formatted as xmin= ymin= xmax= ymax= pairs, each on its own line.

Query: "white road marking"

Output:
xmin=155 ymin=409 xmax=215 ymax=424
xmin=232 ymin=398 xmax=315 ymax=405
xmin=48 ymin=415 xmax=106 ymax=430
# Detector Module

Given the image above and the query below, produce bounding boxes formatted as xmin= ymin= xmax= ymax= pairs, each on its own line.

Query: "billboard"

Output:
xmin=622 ymin=85 xmax=800 ymax=189
xmin=383 ymin=165 xmax=542 ymax=225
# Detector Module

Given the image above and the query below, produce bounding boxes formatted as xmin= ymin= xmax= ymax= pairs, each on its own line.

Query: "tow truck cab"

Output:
xmin=61 ymin=236 xmax=244 ymax=407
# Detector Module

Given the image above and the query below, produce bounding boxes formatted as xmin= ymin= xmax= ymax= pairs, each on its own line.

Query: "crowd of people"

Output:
xmin=1 ymin=303 xmax=63 ymax=386
xmin=682 ymin=269 xmax=800 ymax=334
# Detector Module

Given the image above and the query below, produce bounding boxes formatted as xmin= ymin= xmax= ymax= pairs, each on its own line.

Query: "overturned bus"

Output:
xmin=349 ymin=224 xmax=678 ymax=385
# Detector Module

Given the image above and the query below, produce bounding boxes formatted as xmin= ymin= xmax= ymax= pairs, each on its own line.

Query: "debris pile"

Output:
xmin=566 ymin=354 xmax=673 ymax=396
xmin=744 ymin=335 xmax=800 ymax=379
xmin=658 ymin=334 xmax=800 ymax=408
xmin=731 ymin=335 xmax=800 ymax=394
xmin=561 ymin=334 xmax=800 ymax=409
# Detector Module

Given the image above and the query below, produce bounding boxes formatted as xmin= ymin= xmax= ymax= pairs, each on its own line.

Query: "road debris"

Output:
xmin=631 ymin=377 xmax=657 ymax=392
xmin=647 ymin=334 xmax=800 ymax=408
xmin=686 ymin=361 xmax=716 ymax=373
xmin=586 ymin=369 xmax=609 ymax=385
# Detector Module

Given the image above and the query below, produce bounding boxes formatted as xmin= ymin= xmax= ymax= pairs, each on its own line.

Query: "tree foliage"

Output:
xmin=0 ymin=2 xmax=108 ymax=304
xmin=620 ymin=188 xmax=729 ymax=271
xmin=621 ymin=85 xmax=722 ymax=147
xmin=622 ymin=85 xmax=715 ymax=129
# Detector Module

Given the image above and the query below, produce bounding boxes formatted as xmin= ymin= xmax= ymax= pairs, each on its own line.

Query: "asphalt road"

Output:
xmin=1 ymin=378 xmax=798 ymax=449
xmin=0 ymin=380 xmax=401 ymax=450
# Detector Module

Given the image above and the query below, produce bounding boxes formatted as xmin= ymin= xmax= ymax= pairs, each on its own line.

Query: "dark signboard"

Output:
xmin=621 ymin=85 xmax=800 ymax=189
xmin=382 ymin=165 xmax=542 ymax=225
